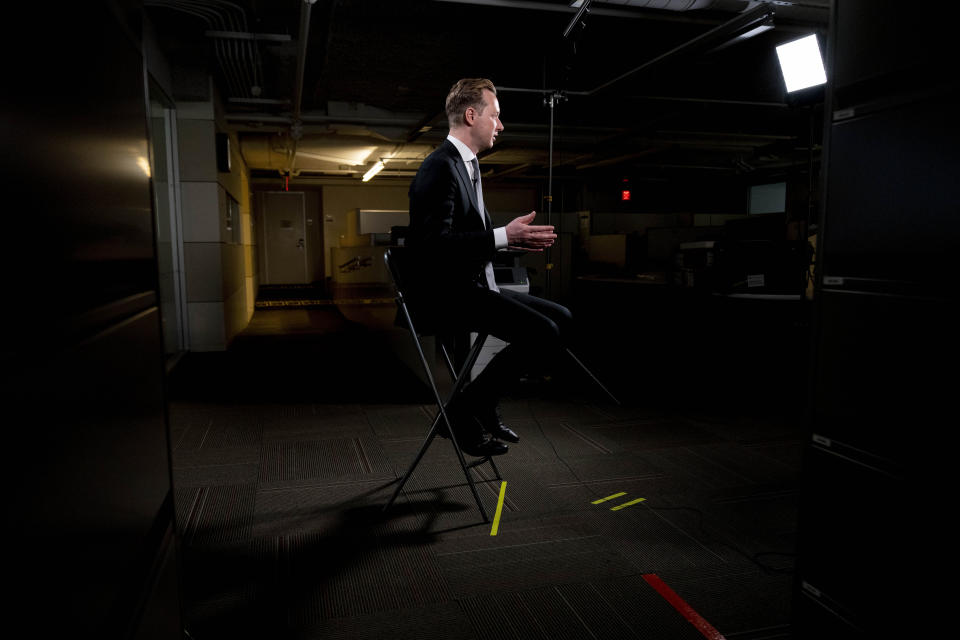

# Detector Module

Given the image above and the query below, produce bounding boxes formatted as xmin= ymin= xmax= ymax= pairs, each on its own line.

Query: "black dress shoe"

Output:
xmin=460 ymin=437 xmax=508 ymax=457
xmin=476 ymin=405 xmax=520 ymax=443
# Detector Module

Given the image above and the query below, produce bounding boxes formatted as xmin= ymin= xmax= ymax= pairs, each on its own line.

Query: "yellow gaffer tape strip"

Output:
xmin=591 ymin=492 xmax=627 ymax=505
xmin=611 ymin=497 xmax=646 ymax=511
xmin=490 ymin=482 xmax=507 ymax=536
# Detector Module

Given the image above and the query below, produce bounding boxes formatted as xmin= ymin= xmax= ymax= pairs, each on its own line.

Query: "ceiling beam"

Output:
xmin=204 ymin=30 xmax=291 ymax=42
xmin=432 ymin=0 xmax=723 ymax=24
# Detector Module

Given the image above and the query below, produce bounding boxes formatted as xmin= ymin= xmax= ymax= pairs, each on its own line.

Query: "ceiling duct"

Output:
xmin=240 ymin=134 xmax=435 ymax=176
xmin=599 ymin=1 xmax=718 ymax=9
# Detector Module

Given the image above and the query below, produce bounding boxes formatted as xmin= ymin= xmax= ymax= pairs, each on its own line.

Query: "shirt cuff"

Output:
xmin=493 ymin=226 xmax=508 ymax=250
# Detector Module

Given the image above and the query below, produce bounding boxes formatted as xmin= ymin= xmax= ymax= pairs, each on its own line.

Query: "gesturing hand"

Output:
xmin=505 ymin=211 xmax=556 ymax=251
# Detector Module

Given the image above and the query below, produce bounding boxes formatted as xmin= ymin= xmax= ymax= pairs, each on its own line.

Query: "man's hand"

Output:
xmin=505 ymin=211 xmax=556 ymax=251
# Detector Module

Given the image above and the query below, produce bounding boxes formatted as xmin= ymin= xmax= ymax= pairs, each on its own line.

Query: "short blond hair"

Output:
xmin=445 ymin=78 xmax=496 ymax=128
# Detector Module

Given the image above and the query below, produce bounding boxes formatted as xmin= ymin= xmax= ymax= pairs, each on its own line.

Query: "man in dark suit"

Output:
xmin=406 ymin=78 xmax=572 ymax=457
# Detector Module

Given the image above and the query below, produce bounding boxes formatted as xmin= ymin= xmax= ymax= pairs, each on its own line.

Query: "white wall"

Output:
xmin=321 ymin=183 xmax=410 ymax=278
xmin=177 ymin=90 xmax=254 ymax=351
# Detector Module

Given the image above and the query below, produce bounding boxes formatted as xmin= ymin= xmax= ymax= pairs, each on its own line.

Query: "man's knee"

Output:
xmin=524 ymin=316 xmax=561 ymax=352
xmin=542 ymin=317 xmax=562 ymax=343
xmin=554 ymin=304 xmax=573 ymax=333
xmin=537 ymin=301 xmax=571 ymax=340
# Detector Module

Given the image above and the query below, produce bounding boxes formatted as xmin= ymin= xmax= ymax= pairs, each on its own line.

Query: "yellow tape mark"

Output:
xmin=490 ymin=482 xmax=507 ymax=536
xmin=611 ymin=497 xmax=646 ymax=511
xmin=591 ymin=492 xmax=627 ymax=505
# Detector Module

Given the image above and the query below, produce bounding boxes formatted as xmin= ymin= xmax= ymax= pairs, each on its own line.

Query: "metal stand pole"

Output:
xmin=543 ymin=91 xmax=566 ymax=298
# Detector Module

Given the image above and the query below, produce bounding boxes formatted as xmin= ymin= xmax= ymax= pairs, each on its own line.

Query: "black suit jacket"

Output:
xmin=406 ymin=139 xmax=496 ymax=299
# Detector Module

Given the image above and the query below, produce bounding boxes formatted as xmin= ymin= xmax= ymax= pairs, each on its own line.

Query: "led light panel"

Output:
xmin=776 ymin=34 xmax=826 ymax=93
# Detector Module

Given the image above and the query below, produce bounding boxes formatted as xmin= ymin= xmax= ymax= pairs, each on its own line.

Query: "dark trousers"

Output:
xmin=434 ymin=286 xmax=573 ymax=407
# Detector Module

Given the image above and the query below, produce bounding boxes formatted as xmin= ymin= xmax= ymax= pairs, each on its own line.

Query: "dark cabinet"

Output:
xmin=2 ymin=3 xmax=182 ymax=637
xmin=795 ymin=1 xmax=956 ymax=637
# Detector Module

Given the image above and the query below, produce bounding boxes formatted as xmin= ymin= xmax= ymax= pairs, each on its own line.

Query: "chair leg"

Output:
xmin=383 ymin=424 xmax=438 ymax=513
xmin=443 ymin=418 xmax=490 ymax=523
xmin=438 ymin=334 xmax=492 ymax=521
xmin=442 ymin=336 xmax=503 ymax=481
xmin=566 ymin=347 xmax=620 ymax=406
xmin=486 ymin=454 xmax=502 ymax=480
xmin=383 ymin=306 xmax=491 ymax=522
xmin=385 ymin=398 xmax=491 ymax=521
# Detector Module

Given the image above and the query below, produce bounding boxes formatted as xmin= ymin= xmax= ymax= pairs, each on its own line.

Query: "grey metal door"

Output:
xmin=262 ymin=191 xmax=308 ymax=284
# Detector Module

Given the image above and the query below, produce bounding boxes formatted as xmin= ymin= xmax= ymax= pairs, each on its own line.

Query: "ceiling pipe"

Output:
xmin=613 ymin=0 xmax=715 ymax=9
xmin=292 ymin=0 xmax=317 ymax=125
xmin=636 ymin=95 xmax=789 ymax=107
xmin=286 ymin=0 xmax=318 ymax=174
xmin=405 ymin=111 xmax=446 ymax=144
xmin=146 ymin=1 xmax=249 ymax=98
xmin=497 ymin=3 xmax=776 ymax=100
xmin=432 ymin=0 xmax=723 ymax=25
xmin=227 ymin=114 xmax=420 ymax=125
xmin=435 ymin=0 xmax=825 ymax=29
xmin=587 ymin=3 xmax=775 ymax=95
xmin=498 ymin=3 xmax=776 ymax=100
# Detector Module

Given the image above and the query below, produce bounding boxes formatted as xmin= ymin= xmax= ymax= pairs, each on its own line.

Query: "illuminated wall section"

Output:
xmin=178 ymin=84 xmax=255 ymax=351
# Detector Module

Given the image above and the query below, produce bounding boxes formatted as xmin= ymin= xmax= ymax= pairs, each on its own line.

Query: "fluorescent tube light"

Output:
xmin=776 ymin=34 xmax=826 ymax=93
xmin=362 ymin=160 xmax=385 ymax=182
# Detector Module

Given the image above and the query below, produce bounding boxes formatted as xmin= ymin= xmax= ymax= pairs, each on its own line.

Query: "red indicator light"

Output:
xmin=621 ymin=189 xmax=631 ymax=201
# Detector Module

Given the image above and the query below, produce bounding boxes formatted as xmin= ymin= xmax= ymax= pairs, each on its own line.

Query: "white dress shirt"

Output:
xmin=447 ymin=134 xmax=506 ymax=291
xmin=446 ymin=135 xmax=508 ymax=250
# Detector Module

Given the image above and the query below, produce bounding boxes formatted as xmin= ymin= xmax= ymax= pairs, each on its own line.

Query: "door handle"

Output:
xmin=296 ymin=238 xmax=304 ymax=249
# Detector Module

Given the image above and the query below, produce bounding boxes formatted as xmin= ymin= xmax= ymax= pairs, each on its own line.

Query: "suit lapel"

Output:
xmin=444 ymin=140 xmax=482 ymax=223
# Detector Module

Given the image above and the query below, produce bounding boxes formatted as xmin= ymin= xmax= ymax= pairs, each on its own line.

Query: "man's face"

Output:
xmin=469 ymin=89 xmax=504 ymax=152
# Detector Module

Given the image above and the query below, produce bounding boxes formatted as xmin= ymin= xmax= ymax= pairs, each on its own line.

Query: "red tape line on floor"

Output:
xmin=642 ymin=573 xmax=726 ymax=640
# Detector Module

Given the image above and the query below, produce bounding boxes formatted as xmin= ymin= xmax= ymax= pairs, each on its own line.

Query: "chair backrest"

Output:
xmin=384 ymin=247 xmax=417 ymax=332
xmin=383 ymin=246 xmax=407 ymax=295
xmin=385 ymin=248 xmax=479 ymax=372
xmin=384 ymin=246 xmax=446 ymax=339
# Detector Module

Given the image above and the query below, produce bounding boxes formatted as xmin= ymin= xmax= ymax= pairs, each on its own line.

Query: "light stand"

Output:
xmin=543 ymin=90 xmax=568 ymax=296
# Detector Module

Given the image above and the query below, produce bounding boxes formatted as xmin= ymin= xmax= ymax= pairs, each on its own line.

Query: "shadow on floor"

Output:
xmin=169 ymin=306 xmax=433 ymax=405
xmin=167 ymin=302 xmax=807 ymax=640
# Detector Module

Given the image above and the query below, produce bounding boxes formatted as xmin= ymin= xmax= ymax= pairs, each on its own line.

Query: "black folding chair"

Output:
xmin=381 ymin=247 xmax=620 ymax=522
xmin=382 ymin=247 xmax=502 ymax=523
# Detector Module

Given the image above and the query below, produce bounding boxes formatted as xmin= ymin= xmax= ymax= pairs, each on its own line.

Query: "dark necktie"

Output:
xmin=470 ymin=157 xmax=479 ymax=186
xmin=470 ymin=157 xmax=489 ymax=227
xmin=470 ymin=157 xmax=482 ymax=213
xmin=470 ymin=157 xmax=498 ymax=291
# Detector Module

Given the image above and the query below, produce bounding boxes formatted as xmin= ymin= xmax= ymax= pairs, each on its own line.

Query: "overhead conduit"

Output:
xmin=145 ymin=0 xmax=263 ymax=99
